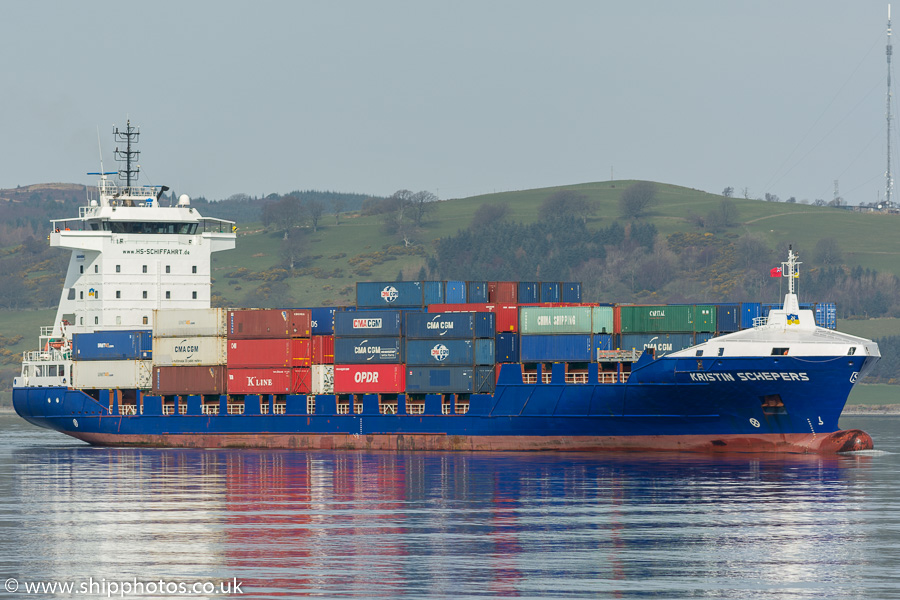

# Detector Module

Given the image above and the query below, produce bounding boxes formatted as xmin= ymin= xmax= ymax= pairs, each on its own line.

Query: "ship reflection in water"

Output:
xmin=4 ymin=415 xmax=898 ymax=599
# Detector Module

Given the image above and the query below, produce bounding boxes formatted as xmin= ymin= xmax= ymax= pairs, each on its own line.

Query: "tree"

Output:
xmin=471 ymin=202 xmax=510 ymax=230
xmin=722 ymin=187 xmax=734 ymax=198
xmin=540 ymin=190 xmax=596 ymax=222
xmin=279 ymin=228 xmax=307 ymax=270
xmin=304 ymin=199 xmax=326 ymax=232
xmin=332 ymin=198 xmax=346 ymax=224
xmin=764 ymin=193 xmax=780 ymax=203
xmin=619 ymin=182 xmax=656 ymax=218
xmin=786 ymin=196 xmax=797 ymax=204
xmin=410 ymin=191 xmax=437 ymax=226
xmin=814 ymin=238 xmax=843 ymax=266
xmin=263 ymin=195 xmax=304 ymax=237
xmin=705 ymin=199 xmax=740 ymax=231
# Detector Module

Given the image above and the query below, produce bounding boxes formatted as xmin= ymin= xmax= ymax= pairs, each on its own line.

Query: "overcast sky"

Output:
xmin=2 ymin=1 xmax=897 ymax=204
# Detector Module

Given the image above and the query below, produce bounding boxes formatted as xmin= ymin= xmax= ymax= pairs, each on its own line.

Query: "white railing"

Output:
xmin=455 ymin=402 xmax=469 ymax=415
xmin=380 ymin=403 xmax=399 ymax=415
xmin=407 ymin=403 xmax=424 ymax=415
xmin=202 ymin=404 xmax=219 ymax=415
xmin=273 ymin=403 xmax=286 ymax=415
xmin=120 ymin=405 xmax=138 ymax=415
xmin=307 ymin=398 xmax=316 ymax=414
xmin=337 ymin=403 xmax=351 ymax=414
xmin=753 ymin=316 xmax=768 ymax=327
xmin=227 ymin=403 xmax=244 ymax=415
xmin=565 ymin=372 xmax=589 ymax=384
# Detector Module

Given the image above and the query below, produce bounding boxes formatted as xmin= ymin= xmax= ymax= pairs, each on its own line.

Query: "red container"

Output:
xmin=613 ymin=305 xmax=621 ymax=334
xmin=228 ymin=338 xmax=291 ymax=368
xmin=292 ymin=338 xmax=311 ymax=367
xmin=427 ymin=303 xmax=519 ymax=333
xmin=488 ymin=282 xmax=517 ymax=304
xmin=228 ymin=368 xmax=294 ymax=394
xmin=311 ymin=335 xmax=334 ymax=364
xmin=228 ymin=309 xmax=311 ymax=339
xmin=152 ymin=365 xmax=227 ymax=395
xmin=333 ymin=364 xmax=406 ymax=394
xmin=292 ymin=367 xmax=312 ymax=394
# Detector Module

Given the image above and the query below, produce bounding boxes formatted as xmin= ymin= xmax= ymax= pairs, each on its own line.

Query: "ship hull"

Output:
xmin=13 ymin=354 xmax=875 ymax=454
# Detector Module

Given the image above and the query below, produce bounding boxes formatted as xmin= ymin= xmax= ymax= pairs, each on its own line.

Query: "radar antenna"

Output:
xmin=113 ymin=120 xmax=140 ymax=189
xmin=887 ymin=5 xmax=894 ymax=208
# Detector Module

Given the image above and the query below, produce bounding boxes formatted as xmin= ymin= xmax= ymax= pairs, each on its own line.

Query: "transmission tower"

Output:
xmin=887 ymin=5 xmax=894 ymax=208
xmin=114 ymin=120 xmax=140 ymax=189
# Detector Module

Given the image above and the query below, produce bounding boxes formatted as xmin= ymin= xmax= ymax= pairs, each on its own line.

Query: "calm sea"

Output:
xmin=1 ymin=414 xmax=899 ymax=600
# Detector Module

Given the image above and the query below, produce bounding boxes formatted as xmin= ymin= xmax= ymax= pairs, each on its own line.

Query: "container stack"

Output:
xmin=71 ymin=330 xmax=153 ymax=389
xmin=519 ymin=306 xmax=594 ymax=362
xmin=617 ymin=304 xmax=716 ymax=357
xmin=333 ymin=310 xmax=406 ymax=394
xmin=226 ymin=309 xmax=312 ymax=395
xmin=307 ymin=307 xmax=336 ymax=395
xmin=404 ymin=312 xmax=496 ymax=394
xmin=151 ymin=308 xmax=228 ymax=395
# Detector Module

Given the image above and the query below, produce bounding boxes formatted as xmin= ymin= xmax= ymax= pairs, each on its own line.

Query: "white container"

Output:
xmin=152 ymin=336 xmax=227 ymax=366
xmin=153 ymin=308 xmax=227 ymax=337
xmin=72 ymin=360 xmax=153 ymax=389
xmin=311 ymin=364 xmax=334 ymax=395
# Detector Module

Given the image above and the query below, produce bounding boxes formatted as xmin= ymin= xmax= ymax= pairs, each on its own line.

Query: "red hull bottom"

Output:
xmin=69 ymin=429 xmax=874 ymax=454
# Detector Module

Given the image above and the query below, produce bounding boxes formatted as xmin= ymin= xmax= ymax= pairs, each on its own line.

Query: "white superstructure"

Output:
xmin=15 ymin=123 xmax=236 ymax=388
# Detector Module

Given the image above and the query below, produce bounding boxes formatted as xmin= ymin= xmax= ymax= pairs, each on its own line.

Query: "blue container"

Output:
xmin=495 ymin=332 xmax=519 ymax=363
xmin=740 ymin=302 xmax=761 ymax=329
xmin=815 ymin=302 xmax=837 ymax=329
xmin=405 ymin=339 xmax=494 ymax=365
xmin=356 ymin=281 xmax=424 ymax=308
xmin=423 ymin=281 xmax=444 ymax=305
xmin=445 ymin=281 xmax=467 ymax=304
xmin=592 ymin=333 xmax=615 ymax=352
xmin=334 ymin=310 xmax=402 ymax=337
xmin=334 ymin=337 xmax=403 ymax=364
xmin=540 ymin=282 xmax=561 ymax=303
xmin=72 ymin=330 xmax=152 ymax=361
xmin=518 ymin=282 xmax=540 ymax=304
xmin=762 ymin=303 xmax=780 ymax=318
xmin=467 ymin=282 xmax=489 ymax=303
xmin=716 ymin=303 xmax=740 ymax=333
xmin=619 ymin=333 xmax=694 ymax=357
xmin=309 ymin=307 xmax=337 ymax=335
xmin=405 ymin=312 xmax=495 ymax=339
xmin=519 ymin=334 xmax=592 ymax=362
xmin=405 ymin=366 xmax=495 ymax=393
xmin=695 ymin=332 xmax=715 ymax=344
xmin=561 ymin=282 xmax=582 ymax=303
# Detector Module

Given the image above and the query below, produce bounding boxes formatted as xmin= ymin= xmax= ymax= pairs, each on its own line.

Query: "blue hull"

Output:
xmin=13 ymin=356 xmax=874 ymax=453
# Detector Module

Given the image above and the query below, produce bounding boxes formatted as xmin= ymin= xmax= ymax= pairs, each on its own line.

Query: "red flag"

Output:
xmin=770 ymin=267 xmax=782 ymax=278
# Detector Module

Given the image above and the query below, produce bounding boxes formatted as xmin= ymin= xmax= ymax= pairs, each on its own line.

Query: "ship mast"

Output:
xmin=114 ymin=120 xmax=140 ymax=190
xmin=887 ymin=5 xmax=894 ymax=208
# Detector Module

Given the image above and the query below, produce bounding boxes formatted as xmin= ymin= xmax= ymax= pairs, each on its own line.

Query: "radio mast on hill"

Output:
xmin=887 ymin=5 xmax=894 ymax=208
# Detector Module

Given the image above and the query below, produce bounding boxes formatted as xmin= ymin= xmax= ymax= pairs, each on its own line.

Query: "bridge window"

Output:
xmin=108 ymin=222 xmax=198 ymax=235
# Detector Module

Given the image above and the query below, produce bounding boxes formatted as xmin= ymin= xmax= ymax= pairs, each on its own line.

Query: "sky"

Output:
xmin=2 ymin=1 xmax=897 ymax=205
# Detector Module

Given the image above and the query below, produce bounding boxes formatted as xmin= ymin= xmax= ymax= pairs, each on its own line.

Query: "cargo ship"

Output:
xmin=12 ymin=125 xmax=880 ymax=453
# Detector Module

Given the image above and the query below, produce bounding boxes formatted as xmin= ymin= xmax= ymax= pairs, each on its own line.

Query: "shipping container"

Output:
xmin=519 ymin=306 xmax=593 ymax=334
xmin=815 ymin=302 xmax=837 ymax=329
xmin=333 ymin=364 xmax=406 ymax=393
xmin=695 ymin=332 xmax=715 ymax=345
xmin=619 ymin=333 xmax=695 ymax=357
xmin=445 ymin=281 xmax=467 ymax=304
xmin=423 ymin=281 xmax=444 ymax=305
xmin=72 ymin=330 xmax=152 ymax=361
xmin=593 ymin=333 xmax=615 ymax=354
xmin=73 ymin=359 xmax=152 ymax=389
xmin=517 ymin=282 xmax=540 ymax=304
xmin=467 ymin=282 xmax=488 ymax=303
xmin=561 ymin=282 xmax=582 ymax=303
xmin=227 ymin=368 xmax=298 ymax=394
xmin=153 ymin=336 xmax=226 ymax=366
xmin=741 ymin=302 xmax=761 ymax=329
xmin=228 ymin=309 xmax=311 ymax=339
xmin=153 ymin=308 xmax=227 ymax=337
xmin=519 ymin=334 xmax=593 ymax=362
xmin=426 ymin=303 xmax=518 ymax=332
xmin=694 ymin=305 xmax=717 ymax=333
xmin=309 ymin=307 xmax=337 ymax=335
xmin=334 ymin=310 xmax=403 ymax=337
xmin=310 ymin=364 xmax=334 ymax=395
xmin=405 ymin=339 xmax=494 ymax=365
xmin=618 ymin=305 xmax=698 ymax=333
xmin=540 ymin=282 xmax=561 ymax=303
xmin=311 ymin=335 xmax=335 ymax=364
xmin=152 ymin=365 xmax=227 ymax=395
xmin=716 ymin=303 xmax=741 ymax=333
xmin=356 ymin=281 xmax=424 ymax=308
xmin=405 ymin=312 xmax=495 ymax=339
xmin=489 ymin=282 xmax=517 ymax=303
xmin=495 ymin=332 xmax=520 ymax=363
xmin=334 ymin=337 xmax=403 ymax=364
xmin=405 ymin=365 xmax=495 ymax=393
xmin=292 ymin=368 xmax=312 ymax=394
xmin=227 ymin=338 xmax=290 ymax=368
xmin=592 ymin=306 xmax=615 ymax=334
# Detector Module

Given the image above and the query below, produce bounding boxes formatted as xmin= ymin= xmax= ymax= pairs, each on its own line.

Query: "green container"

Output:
xmin=619 ymin=305 xmax=692 ymax=333
xmin=591 ymin=306 xmax=614 ymax=334
xmin=693 ymin=305 xmax=717 ymax=333
xmin=519 ymin=306 xmax=593 ymax=334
